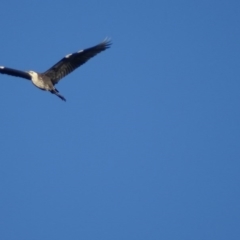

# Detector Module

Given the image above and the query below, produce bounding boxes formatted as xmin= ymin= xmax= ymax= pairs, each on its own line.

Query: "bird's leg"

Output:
xmin=50 ymin=89 xmax=66 ymax=101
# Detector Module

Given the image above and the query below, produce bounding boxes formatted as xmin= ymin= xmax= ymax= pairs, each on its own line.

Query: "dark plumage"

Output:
xmin=0 ymin=38 xmax=111 ymax=101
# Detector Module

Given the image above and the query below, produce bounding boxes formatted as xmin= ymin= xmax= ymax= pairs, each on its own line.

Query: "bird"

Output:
xmin=0 ymin=38 xmax=111 ymax=101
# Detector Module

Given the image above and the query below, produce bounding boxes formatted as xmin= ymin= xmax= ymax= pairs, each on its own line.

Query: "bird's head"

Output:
xmin=27 ymin=70 xmax=38 ymax=78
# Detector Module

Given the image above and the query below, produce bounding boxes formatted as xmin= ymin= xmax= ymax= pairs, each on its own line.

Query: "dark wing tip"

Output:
xmin=101 ymin=37 xmax=112 ymax=49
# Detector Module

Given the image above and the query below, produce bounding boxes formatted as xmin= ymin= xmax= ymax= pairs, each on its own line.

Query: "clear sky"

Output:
xmin=0 ymin=1 xmax=239 ymax=239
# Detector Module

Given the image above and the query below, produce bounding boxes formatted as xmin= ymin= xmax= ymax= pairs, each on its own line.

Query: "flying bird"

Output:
xmin=0 ymin=38 xmax=111 ymax=101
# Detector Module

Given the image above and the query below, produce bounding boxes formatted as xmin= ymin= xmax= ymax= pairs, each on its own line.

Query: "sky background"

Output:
xmin=0 ymin=1 xmax=240 ymax=239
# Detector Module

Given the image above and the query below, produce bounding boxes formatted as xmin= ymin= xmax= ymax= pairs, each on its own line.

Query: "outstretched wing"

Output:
xmin=0 ymin=66 xmax=31 ymax=80
xmin=43 ymin=38 xmax=112 ymax=85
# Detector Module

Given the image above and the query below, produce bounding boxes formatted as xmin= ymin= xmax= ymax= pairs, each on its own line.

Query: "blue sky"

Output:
xmin=0 ymin=1 xmax=240 ymax=239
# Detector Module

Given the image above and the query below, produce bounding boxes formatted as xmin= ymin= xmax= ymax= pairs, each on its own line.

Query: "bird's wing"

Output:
xmin=43 ymin=38 xmax=112 ymax=85
xmin=0 ymin=66 xmax=31 ymax=80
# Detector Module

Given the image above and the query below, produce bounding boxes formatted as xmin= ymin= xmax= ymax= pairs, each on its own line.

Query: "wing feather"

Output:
xmin=0 ymin=66 xmax=31 ymax=80
xmin=43 ymin=38 xmax=111 ymax=84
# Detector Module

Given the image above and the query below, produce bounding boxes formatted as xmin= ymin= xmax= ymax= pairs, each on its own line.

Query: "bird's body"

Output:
xmin=29 ymin=71 xmax=51 ymax=90
xmin=0 ymin=39 xmax=111 ymax=101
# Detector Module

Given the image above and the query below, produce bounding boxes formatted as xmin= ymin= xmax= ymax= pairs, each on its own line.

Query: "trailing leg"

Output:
xmin=50 ymin=89 xmax=66 ymax=101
